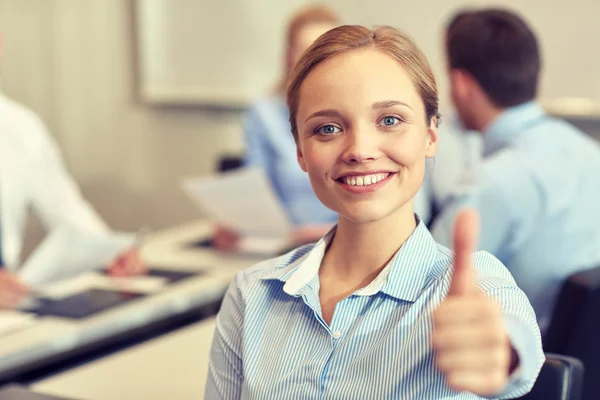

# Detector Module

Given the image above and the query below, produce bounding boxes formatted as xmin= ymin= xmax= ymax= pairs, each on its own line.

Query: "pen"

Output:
xmin=133 ymin=226 xmax=151 ymax=250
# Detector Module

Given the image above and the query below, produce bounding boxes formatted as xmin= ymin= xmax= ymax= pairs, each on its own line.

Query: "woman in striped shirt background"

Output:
xmin=206 ymin=25 xmax=544 ymax=399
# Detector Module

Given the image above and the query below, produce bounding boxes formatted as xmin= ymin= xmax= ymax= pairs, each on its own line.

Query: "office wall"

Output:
xmin=0 ymin=0 xmax=245 ymax=236
xmin=1 ymin=0 xmax=599 ymax=247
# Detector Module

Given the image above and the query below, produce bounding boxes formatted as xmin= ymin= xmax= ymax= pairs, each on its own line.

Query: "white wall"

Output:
xmin=0 ymin=0 xmax=245 ymax=236
xmin=136 ymin=0 xmax=600 ymax=112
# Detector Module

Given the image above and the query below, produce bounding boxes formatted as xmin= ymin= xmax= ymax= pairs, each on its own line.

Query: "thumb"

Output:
xmin=448 ymin=207 xmax=480 ymax=296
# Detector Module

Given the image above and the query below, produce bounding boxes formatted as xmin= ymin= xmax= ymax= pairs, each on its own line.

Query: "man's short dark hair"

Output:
xmin=446 ymin=8 xmax=541 ymax=107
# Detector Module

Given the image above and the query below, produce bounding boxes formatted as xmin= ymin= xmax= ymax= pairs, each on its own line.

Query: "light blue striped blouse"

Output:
xmin=206 ymin=220 xmax=544 ymax=399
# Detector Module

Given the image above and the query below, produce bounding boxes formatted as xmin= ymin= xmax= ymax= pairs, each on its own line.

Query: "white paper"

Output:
xmin=32 ymin=272 xmax=168 ymax=300
xmin=100 ymin=274 xmax=167 ymax=294
xmin=181 ymin=167 xmax=292 ymax=237
xmin=238 ymin=236 xmax=290 ymax=255
xmin=19 ymin=227 xmax=136 ymax=286
xmin=0 ymin=311 xmax=36 ymax=338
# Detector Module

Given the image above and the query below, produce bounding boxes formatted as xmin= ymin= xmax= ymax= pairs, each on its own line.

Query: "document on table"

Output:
xmin=0 ymin=311 xmax=37 ymax=338
xmin=19 ymin=227 xmax=136 ymax=286
xmin=181 ymin=167 xmax=293 ymax=254
xmin=31 ymin=272 xmax=168 ymax=300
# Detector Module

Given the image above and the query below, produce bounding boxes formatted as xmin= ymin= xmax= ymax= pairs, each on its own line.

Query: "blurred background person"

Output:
xmin=212 ymin=4 xmax=341 ymax=251
xmin=431 ymin=8 xmax=600 ymax=334
xmin=0 ymin=35 xmax=144 ymax=309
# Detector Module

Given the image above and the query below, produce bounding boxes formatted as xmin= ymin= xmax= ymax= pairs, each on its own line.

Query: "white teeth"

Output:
xmin=342 ymin=173 xmax=389 ymax=186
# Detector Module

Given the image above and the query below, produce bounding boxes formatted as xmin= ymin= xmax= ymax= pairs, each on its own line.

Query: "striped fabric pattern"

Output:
xmin=206 ymin=221 xmax=544 ymax=399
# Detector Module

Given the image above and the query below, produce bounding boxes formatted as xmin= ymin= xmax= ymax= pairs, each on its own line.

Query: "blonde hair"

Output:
xmin=276 ymin=4 xmax=341 ymax=93
xmin=286 ymin=25 xmax=440 ymax=139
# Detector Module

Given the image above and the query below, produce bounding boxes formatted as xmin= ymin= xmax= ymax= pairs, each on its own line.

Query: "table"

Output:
xmin=31 ymin=318 xmax=217 ymax=400
xmin=0 ymin=220 xmax=260 ymax=385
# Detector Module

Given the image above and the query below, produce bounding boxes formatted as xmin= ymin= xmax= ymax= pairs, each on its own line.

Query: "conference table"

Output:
xmin=31 ymin=317 xmax=217 ymax=400
xmin=0 ymin=219 xmax=263 ymax=397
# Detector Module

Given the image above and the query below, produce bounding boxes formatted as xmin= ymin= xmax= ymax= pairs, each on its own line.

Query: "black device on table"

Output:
xmin=24 ymin=268 xmax=200 ymax=320
xmin=0 ymin=267 xmax=219 ymax=386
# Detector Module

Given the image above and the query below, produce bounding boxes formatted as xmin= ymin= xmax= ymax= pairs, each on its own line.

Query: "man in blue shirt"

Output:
xmin=431 ymin=8 xmax=600 ymax=334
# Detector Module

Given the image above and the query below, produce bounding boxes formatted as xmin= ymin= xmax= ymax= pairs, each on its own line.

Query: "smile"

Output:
xmin=341 ymin=173 xmax=390 ymax=186
xmin=335 ymin=172 xmax=395 ymax=194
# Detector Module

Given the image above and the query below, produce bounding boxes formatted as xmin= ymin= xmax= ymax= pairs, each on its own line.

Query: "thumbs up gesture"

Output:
xmin=433 ymin=209 xmax=513 ymax=396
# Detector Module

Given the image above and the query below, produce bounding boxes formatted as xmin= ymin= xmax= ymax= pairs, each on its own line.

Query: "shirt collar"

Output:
xmin=483 ymin=101 xmax=545 ymax=156
xmin=260 ymin=218 xmax=438 ymax=303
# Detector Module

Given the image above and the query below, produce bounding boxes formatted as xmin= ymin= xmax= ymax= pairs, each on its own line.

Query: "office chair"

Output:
xmin=518 ymin=353 xmax=583 ymax=400
xmin=543 ymin=265 xmax=600 ymax=400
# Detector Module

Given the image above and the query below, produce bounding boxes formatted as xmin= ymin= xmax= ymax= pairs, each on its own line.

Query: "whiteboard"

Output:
xmin=135 ymin=0 xmax=600 ymax=117
xmin=135 ymin=0 xmax=310 ymax=108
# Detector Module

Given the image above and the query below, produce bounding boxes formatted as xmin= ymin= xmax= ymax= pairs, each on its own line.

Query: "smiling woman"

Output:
xmin=205 ymin=25 xmax=543 ymax=400
xmin=289 ymin=28 xmax=439 ymax=231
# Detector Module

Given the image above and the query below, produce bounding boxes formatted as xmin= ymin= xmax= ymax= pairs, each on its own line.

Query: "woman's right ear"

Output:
xmin=297 ymin=145 xmax=308 ymax=172
xmin=425 ymin=119 xmax=439 ymax=159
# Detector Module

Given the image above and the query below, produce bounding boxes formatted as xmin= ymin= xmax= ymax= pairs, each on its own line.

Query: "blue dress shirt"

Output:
xmin=432 ymin=102 xmax=600 ymax=333
xmin=206 ymin=220 xmax=544 ymax=399
xmin=243 ymin=96 xmax=432 ymax=225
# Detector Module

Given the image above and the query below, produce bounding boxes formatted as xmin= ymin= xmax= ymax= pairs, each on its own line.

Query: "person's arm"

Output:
xmin=479 ymin=252 xmax=545 ymax=398
xmin=27 ymin=117 xmax=108 ymax=234
xmin=213 ymin=101 xmax=278 ymax=251
xmin=243 ymin=102 xmax=275 ymax=170
xmin=431 ymin=183 xmax=514 ymax=258
xmin=205 ymin=276 xmax=245 ymax=399
xmin=26 ymin=118 xmax=144 ymax=275
xmin=433 ymin=210 xmax=544 ymax=398
xmin=431 ymin=154 xmax=540 ymax=262
xmin=0 ymin=271 xmax=29 ymax=309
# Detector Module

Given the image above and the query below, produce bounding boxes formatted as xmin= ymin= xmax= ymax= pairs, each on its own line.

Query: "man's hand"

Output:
xmin=0 ymin=270 xmax=30 ymax=309
xmin=108 ymin=249 xmax=146 ymax=277
xmin=212 ymin=225 xmax=241 ymax=252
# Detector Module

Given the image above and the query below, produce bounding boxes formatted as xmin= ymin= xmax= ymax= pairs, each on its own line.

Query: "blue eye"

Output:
xmin=381 ymin=116 xmax=400 ymax=127
xmin=316 ymin=125 xmax=341 ymax=135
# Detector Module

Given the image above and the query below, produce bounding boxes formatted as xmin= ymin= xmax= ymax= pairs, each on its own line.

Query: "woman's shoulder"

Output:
xmin=432 ymin=244 xmax=518 ymax=291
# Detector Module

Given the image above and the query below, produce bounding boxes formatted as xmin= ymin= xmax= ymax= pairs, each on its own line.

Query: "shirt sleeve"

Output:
xmin=243 ymin=103 xmax=273 ymax=170
xmin=431 ymin=151 xmax=541 ymax=264
xmin=205 ymin=276 xmax=245 ymax=399
xmin=242 ymin=101 xmax=287 ymax=203
xmin=431 ymin=181 xmax=515 ymax=260
xmin=28 ymin=116 xmax=108 ymax=234
xmin=472 ymin=252 xmax=545 ymax=399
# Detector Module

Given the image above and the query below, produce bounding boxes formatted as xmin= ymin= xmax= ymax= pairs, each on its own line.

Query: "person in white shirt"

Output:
xmin=0 ymin=93 xmax=144 ymax=309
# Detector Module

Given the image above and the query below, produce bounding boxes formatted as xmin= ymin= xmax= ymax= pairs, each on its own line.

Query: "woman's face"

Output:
xmin=295 ymin=48 xmax=438 ymax=225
